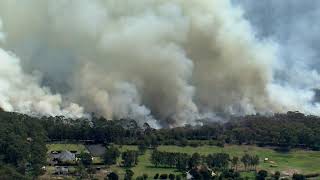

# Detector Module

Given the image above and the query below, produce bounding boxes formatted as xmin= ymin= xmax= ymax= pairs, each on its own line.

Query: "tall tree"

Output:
xmin=78 ymin=152 xmax=92 ymax=167
xmin=122 ymin=150 xmax=138 ymax=167
xmin=189 ymin=153 xmax=201 ymax=169
xmin=231 ymin=156 xmax=239 ymax=171
xmin=241 ymin=154 xmax=251 ymax=171
xmin=104 ymin=146 xmax=120 ymax=165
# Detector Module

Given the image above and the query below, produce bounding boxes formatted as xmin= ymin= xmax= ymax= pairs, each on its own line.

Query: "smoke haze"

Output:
xmin=0 ymin=0 xmax=318 ymax=127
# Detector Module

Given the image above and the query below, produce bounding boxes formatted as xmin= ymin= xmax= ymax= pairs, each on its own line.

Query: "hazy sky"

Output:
xmin=234 ymin=0 xmax=320 ymax=88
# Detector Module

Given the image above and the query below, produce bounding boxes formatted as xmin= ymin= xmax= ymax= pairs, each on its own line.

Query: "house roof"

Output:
xmin=86 ymin=144 xmax=106 ymax=157
xmin=50 ymin=151 xmax=76 ymax=162
xmin=59 ymin=151 xmax=76 ymax=161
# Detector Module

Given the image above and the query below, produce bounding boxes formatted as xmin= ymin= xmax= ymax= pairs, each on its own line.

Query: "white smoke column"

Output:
xmin=235 ymin=0 xmax=320 ymax=115
xmin=0 ymin=48 xmax=84 ymax=118
xmin=0 ymin=19 xmax=84 ymax=118
xmin=268 ymin=84 xmax=320 ymax=115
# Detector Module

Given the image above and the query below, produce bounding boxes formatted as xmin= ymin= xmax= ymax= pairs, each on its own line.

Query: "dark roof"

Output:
xmin=85 ymin=144 xmax=106 ymax=157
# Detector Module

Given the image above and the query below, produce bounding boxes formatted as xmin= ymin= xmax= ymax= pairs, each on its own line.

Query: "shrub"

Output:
xmin=305 ymin=173 xmax=320 ymax=178
xmin=292 ymin=173 xmax=306 ymax=180
xmin=273 ymin=171 xmax=280 ymax=180
xmin=169 ymin=173 xmax=175 ymax=180
xmin=176 ymin=175 xmax=182 ymax=180
xmin=135 ymin=176 xmax=144 ymax=180
xmin=107 ymin=172 xmax=119 ymax=180
xmin=124 ymin=169 xmax=134 ymax=180
xmin=159 ymin=174 xmax=168 ymax=179
xmin=216 ymin=141 xmax=224 ymax=147
xmin=153 ymin=173 xmax=159 ymax=179
xmin=179 ymin=139 xmax=188 ymax=146
xmin=256 ymin=170 xmax=268 ymax=180
xmin=154 ymin=173 xmax=159 ymax=179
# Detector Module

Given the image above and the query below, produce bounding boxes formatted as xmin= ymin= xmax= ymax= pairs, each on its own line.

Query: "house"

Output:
xmin=54 ymin=166 xmax=69 ymax=175
xmin=49 ymin=150 xmax=76 ymax=165
xmin=85 ymin=144 xmax=106 ymax=157
xmin=58 ymin=151 xmax=76 ymax=162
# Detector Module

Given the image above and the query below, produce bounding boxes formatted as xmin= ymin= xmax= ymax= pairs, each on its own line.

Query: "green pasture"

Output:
xmin=45 ymin=143 xmax=320 ymax=179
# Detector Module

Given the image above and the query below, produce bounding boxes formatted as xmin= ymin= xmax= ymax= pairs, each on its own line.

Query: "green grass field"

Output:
xmin=156 ymin=145 xmax=320 ymax=173
xmin=45 ymin=143 xmax=320 ymax=179
xmin=115 ymin=145 xmax=320 ymax=178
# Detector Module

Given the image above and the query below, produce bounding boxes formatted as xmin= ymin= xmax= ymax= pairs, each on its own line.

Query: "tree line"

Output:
xmin=38 ymin=111 xmax=320 ymax=150
xmin=150 ymin=150 xmax=259 ymax=172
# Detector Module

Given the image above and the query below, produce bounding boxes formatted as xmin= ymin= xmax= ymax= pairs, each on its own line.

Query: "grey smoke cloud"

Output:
xmin=0 ymin=0 xmax=318 ymax=127
xmin=234 ymin=0 xmax=320 ymax=88
xmin=234 ymin=0 xmax=320 ymax=116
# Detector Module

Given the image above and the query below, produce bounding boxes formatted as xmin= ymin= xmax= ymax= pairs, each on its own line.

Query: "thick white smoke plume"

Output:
xmin=0 ymin=20 xmax=84 ymax=118
xmin=0 ymin=0 xmax=318 ymax=127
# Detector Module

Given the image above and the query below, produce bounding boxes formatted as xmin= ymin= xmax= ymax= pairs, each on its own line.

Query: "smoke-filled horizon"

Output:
xmin=0 ymin=0 xmax=319 ymax=127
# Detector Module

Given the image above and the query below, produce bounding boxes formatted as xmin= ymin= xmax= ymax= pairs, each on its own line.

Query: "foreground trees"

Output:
xmin=124 ymin=169 xmax=134 ymax=180
xmin=121 ymin=150 xmax=139 ymax=167
xmin=37 ymin=111 xmax=320 ymax=151
xmin=231 ymin=156 xmax=239 ymax=170
xmin=151 ymin=150 xmax=191 ymax=170
xmin=150 ymin=149 xmax=262 ymax=176
xmin=150 ymin=150 xmax=244 ymax=172
xmin=104 ymin=146 xmax=120 ymax=165
xmin=78 ymin=152 xmax=93 ymax=166
xmin=256 ymin=170 xmax=268 ymax=180
xmin=0 ymin=112 xmax=47 ymax=178
xmin=106 ymin=172 xmax=119 ymax=180
xmin=0 ymin=110 xmax=319 ymax=178
xmin=241 ymin=154 xmax=259 ymax=171
xmin=205 ymin=153 xmax=230 ymax=170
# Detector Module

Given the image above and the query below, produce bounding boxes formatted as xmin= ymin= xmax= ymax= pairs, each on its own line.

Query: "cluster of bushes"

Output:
xmin=151 ymin=150 xmax=190 ymax=170
xmin=121 ymin=150 xmax=139 ymax=167
xmin=150 ymin=150 xmax=258 ymax=172
xmin=153 ymin=173 xmax=182 ymax=180
xmin=103 ymin=146 xmax=139 ymax=168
